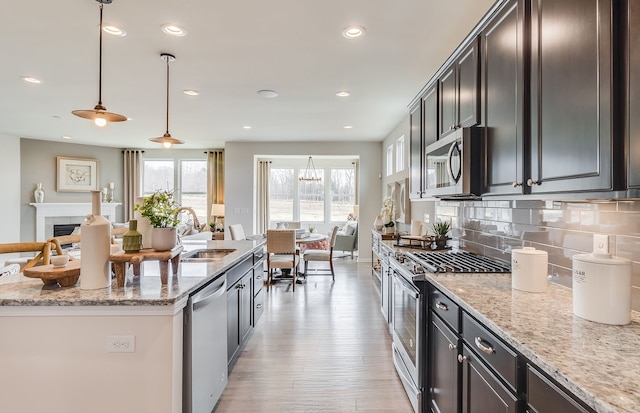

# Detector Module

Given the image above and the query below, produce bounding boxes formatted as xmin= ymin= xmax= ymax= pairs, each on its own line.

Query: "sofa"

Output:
xmin=334 ymin=221 xmax=358 ymax=258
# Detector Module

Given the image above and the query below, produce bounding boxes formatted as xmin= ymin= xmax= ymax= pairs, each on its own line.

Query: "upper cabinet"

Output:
xmin=439 ymin=38 xmax=480 ymax=140
xmin=480 ymin=0 xmax=524 ymax=196
xmin=628 ymin=0 xmax=640 ymax=190
xmin=528 ymin=0 xmax=615 ymax=194
xmin=409 ymin=101 xmax=423 ymax=199
xmin=410 ymin=82 xmax=438 ymax=200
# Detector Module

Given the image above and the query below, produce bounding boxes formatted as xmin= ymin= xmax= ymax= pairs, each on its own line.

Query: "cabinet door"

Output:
xmin=227 ymin=287 xmax=240 ymax=362
xmin=460 ymin=345 xmax=519 ymax=413
xmin=240 ymin=272 xmax=252 ymax=343
xmin=481 ymin=0 xmax=524 ymax=195
xmin=629 ymin=0 xmax=640 ymax=189
xmin=423 ymin=83 xmax=439 ymax=147
xmin=430 ymin=315 xmax=460 ymax=413
xmin=527 ymin=365 xmax=593 ymax=413
xmin=457 ymin=38 xmax=480 ymax=128
xmin=409 ymin=101 xmax=423 ymax=199
xmin=529 ymin=0 xmax=613 ymax=193
xmin=439 ymin=65 xmax=457 ymax=138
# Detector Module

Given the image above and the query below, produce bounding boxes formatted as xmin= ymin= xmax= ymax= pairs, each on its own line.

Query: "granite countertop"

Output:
xmin=0 ymin=239 xmax=265 ymax=307
xmin=421 ymin=272 xmax=639 ymax=413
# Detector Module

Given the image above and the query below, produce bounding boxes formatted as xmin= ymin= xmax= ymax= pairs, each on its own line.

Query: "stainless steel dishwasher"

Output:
xmin=183 ymin=274 xmax=228 ymax=413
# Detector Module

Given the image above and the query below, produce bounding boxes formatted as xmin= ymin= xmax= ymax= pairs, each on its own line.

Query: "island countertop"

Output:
xmin=419 ymin=272 xmax=640 ymax=413
xmin=0 ymin=239 xmax=265 ymax=307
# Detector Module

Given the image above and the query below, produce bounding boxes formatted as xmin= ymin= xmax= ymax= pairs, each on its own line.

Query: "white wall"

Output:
xmin=0 ymin=135 xmax=21 ymax=244
xmin=225 ymin=141 xmax=382 ymax=259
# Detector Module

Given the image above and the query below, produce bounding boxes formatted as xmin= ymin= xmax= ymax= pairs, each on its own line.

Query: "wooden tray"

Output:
xmin=23 ymin=260 xmax=81 ymax=287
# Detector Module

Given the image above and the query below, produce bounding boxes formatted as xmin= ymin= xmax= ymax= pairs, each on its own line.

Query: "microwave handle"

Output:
xmin=446 ymin=140 xmax=461 ymax=184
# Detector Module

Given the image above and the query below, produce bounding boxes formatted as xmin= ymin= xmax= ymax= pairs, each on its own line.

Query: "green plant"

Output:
xmin=431 ymin=220 xmax=451 ymax=237
xmin=134 ymin=190 xmax=180 ymax=228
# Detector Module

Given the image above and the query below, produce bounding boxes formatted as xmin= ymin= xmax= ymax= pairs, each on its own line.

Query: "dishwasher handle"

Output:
xmin=192 ymin=277 xmax=227 ymax=311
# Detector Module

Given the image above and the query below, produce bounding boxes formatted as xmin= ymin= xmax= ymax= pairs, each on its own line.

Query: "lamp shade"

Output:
xmin=212 ymin=204 xmax=225 ymax=217
xmin=353 ymin=204 xmax=359 ymax=217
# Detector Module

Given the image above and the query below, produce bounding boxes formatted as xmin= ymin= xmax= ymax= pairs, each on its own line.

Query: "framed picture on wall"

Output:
xmin=56 ymin=156 xmax=99 ymax=192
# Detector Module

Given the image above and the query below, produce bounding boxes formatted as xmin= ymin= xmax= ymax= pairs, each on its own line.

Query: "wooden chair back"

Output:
xmin=0 ymin=242 xmax=53 ymax=269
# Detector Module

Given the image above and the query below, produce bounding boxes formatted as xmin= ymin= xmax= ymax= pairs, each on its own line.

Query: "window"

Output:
xmin=386 ymin=144 xmax=393 ymax=176
xmin=396 ymin=135 xmax=405 ymax=172
xmin=142 ymin=159 xmax=208 ymax=220
xmin=266 ymin=158 xmax=356 ymax=225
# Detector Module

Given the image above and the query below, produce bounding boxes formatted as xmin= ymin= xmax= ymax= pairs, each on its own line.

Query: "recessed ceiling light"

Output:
xmin=257 ymin=89 xmax=279 ymax=98
xmin=183 ymin=90 xmax=199 ymax=96
xmin=21 ymin=76 xmax=41 ymax=84
xmin=342 ymin=26 xmax=366 ymax=39
xmin=243 ymin=125 xmax=252 ymax=129
xmin=161 ymin=24 xmax=187 ymax=37
xmin=336 ymin=91 xmax=351 ymax=97
xmin=103 ymin=25 xmax=126 ymax=36
xmin=62 ymin=136 xmax=72 ymax=140
xmin=344 ymin=125 xmax=353 ymax=129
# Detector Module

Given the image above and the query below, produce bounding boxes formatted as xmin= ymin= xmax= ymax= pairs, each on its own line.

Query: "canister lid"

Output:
xmin=573 ymin=253 xmax=631 ymax=266
xmin=513 ymin=246 xmax=547 ymax=256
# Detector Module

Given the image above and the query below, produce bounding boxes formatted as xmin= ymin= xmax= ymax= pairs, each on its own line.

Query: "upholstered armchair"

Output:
xmin=334 ymin=221 xmax=358 ymax=258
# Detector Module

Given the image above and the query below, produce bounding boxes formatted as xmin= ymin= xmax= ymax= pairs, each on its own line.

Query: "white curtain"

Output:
xmin=256 ymin=160 xmax=271 ymax=234
xmin=206 ymin=150 xmax=225 ymax=221
xmin=122 ymin=149 xmax=143 ymax=222
xmin=353 ymin=160 xmax=360 ymax=204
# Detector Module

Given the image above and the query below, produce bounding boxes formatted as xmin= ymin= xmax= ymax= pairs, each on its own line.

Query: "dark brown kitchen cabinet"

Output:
xmin=226 ymin=255 xmax=254 ymax=370
xmin=430 ymin=314 xmax=460 ymax=413
xmin=439 ymin=38 xmax=480 ymax=140
xmin=628 ymin=0 xmax=640 ymax=190
xmin=527 ymin=365 xmax=595 ymax=413
xmin=529 ymin=0 xmax=615 ymax=194
xmin=423 ymin=83 xmax=439 ymax=147
xmin=409 ymin=101 xmax=423 ymax=199
xmin=480 ymin=0 xmax=525 ymax=196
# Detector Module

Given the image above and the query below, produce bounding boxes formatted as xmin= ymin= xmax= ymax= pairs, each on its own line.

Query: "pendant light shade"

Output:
xmin=150 ymin=53 xmax=184 ymax=148
xmin=72 ymin=0 xmax=127 ymax=127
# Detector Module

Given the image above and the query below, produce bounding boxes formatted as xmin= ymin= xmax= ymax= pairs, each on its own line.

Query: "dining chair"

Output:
xmin=266 ymin=229 xmax=299 ymax=292
xmin=228 ymin=224 xmax=246 ymax=240
xmin=302 ymin=225 xmax=339 ymax=280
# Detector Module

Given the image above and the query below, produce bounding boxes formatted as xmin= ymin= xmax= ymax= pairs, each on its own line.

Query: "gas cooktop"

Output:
xmin=407 ymin=251 xmax=511 ymax=274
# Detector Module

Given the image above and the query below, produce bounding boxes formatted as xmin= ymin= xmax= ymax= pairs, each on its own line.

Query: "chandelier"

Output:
xmin=299 ymin=156 xmax=322 ymax=181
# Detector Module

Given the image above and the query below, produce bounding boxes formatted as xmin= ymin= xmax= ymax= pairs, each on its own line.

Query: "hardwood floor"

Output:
xmin=215 ymin=259 xmax=413 ymax=413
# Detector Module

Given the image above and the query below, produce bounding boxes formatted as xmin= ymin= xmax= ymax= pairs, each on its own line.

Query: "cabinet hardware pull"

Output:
xmin=457 ymin=354 xmax=468 ymax=363
xmin=527 ymin=178 xmax=539 ymax=186
xmin=256 ymin=304 xmax=263 ymax=309
xmin=512 ymin=181 xmax=522 ymax=187
xmin=474 ymin=337 xmax=495 ymax=354
xmin=256 ymin=275 xmax=262 ymax=280
xmin=436 ymin=301 xmax=448 ymax=311
xmin=448 ymin=343 xmax=457 ymax=351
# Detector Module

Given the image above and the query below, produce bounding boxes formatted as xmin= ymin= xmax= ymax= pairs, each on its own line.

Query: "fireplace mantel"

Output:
xmin=30 ymin=203 xmax=120 ymax=241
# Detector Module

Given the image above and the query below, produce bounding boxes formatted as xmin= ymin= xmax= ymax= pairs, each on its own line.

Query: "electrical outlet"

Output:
xmin=424 ymin=214 xmax=430 ymax=224
xmin=107 ymin=335 xmax=135 ymax=353
xmin=593 ymin=234 xmax=609 ymax=254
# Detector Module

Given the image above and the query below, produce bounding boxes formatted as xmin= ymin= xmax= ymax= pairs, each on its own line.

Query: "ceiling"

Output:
xmin=1 ymin=0 xmax=496 ymax=149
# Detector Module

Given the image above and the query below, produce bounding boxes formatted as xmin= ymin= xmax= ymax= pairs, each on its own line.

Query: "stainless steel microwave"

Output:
xmin=423 ymin=127 xmax=482 ymax=198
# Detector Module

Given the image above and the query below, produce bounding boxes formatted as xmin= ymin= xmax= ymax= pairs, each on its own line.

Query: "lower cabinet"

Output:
xmin=527 ymin=365 xmax=592 ymax=413
xmin=429 ymin=315 xmax=460 ymax=413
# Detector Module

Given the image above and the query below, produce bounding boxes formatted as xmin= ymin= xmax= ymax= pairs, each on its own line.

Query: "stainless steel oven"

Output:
xmin=424 ymin=126 xmax=482 ymax=197
xmin=390 ymin=256 xmax=425 ymax=413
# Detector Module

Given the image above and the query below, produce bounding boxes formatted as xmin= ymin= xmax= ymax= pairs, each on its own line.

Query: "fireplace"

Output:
xmin=53 ymin=223 xmax=82 ymax=248
xmin=30 ymin=202 xmax=120 ymax=241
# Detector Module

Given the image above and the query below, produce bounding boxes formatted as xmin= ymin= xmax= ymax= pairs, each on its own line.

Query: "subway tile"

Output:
xmin=528 ymin=242 xmax=576 ymax=269
xmin=482 ymin=245 xmax=512 ymax=265
xmin=633 ymin=286 xmax=640 ymax=313
xmin=496 ymin=208 xmax=513 ymax=223
xmin=519 ymin=227 xmax=551 ymax=244
xmin=511 ymin=208 xmax=531 ymax=225
xmin=551 ymin=229 xmax=593 ymax=252
xmin=616 ymin=236 xmax=640 ymax=262
xmin=617 ymin=200 xmax=640 ymax=211
xmin=512 ymin=200 xmax=546 ymax=209
xmin=591 ymin=211 xmax=640 ymax=236
xmin=485 ymin=200 xmax=511 ymax=208
xmin=499 ymin=236 xmax=524 ymax=252
xmin=477 ymin=233 xmax=500 ymax=249
xmin=483 ymin=208 xmax=498 ymax=220
xmin=548 ymin=264 xmax=573 ymax=288
xmin=539 ymin=209 xmax=581 ymax=230
xmin=632 ymin=262 xmax=640 ymax=289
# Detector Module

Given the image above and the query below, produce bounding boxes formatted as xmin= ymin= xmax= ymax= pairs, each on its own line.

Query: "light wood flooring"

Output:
xmin=215 ymin=259 xmax=413 ymax=413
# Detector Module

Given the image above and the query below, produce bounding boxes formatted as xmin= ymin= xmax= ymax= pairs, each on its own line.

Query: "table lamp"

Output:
xmin=212 ymin=203 xmax=225 ymax=232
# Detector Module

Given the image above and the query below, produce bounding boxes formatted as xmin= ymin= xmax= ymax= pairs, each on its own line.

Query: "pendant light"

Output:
xmin=299 ymin=156 xmax=322 ymax=181
xmin=150 ymin=53 xmax=184 ymax=148
xmin=72 ymin=0 xmax=127 ymax=127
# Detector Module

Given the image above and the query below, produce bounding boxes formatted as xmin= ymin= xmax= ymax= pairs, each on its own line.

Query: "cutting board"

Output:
xmin=23 ymin=260 xmax=81 ymax=287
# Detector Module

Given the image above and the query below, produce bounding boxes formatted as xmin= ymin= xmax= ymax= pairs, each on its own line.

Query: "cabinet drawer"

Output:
xmin=462 ymin=312 xmax=518 ymax=391
xmin=253 ymin=263 xmax=264 ymax=295
xmin=527 ymin=365 xmax=593 ymax=413
xmin=431 ymin=287 xmax=460 ymax=332
xmin=227 ymin=256 xmax=253 ymax=288
xmin=253 ymin=287 xmax=265 ymax=326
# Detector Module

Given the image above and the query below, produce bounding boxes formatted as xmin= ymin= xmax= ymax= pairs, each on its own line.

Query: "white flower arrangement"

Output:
xmin=380 ymin=196 xmax=395 ymax=226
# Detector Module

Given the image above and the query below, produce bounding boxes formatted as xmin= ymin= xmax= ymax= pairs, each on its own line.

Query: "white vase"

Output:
xmin=80 ymin=191 xmax=111 ymax=290
xmin=134 ymin=196 xmax=153 ymax=249
xmin=374 ymin=216 xmax=383 ymax=231
xmin=151 ymin=227 xmax=177 ymax=251
xmin=34 ymin=183 xmax=45 ymax=203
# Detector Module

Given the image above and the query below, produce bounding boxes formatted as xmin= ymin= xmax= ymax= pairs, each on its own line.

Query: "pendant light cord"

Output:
xmin=98 ymin=3 xmax=103 ymax=106
xmin=165 ymin=57 xmax=170 ymax=134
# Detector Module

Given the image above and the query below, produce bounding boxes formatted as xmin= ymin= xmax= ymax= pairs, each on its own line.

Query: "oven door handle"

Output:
xmin=393 ymin=272 xmax=419 ymax=299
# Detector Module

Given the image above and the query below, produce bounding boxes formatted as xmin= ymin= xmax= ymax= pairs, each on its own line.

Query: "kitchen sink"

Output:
xmin=181 ymin=248 xmax=237 ymax=261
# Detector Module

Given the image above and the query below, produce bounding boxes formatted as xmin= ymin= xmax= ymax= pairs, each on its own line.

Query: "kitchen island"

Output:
xmin=0 ymin=239 xmax=264 ymax=413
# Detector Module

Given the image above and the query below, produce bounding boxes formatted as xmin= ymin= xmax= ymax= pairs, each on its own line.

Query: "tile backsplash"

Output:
xmin=434 ymin=199 xmax=640 ymax=312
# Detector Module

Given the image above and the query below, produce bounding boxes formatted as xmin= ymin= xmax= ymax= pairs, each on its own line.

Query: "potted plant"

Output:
xmin=134 ymin=190 xmax=180 ymax=251
xmin=431 ymin=220 xmax=451 ymax=249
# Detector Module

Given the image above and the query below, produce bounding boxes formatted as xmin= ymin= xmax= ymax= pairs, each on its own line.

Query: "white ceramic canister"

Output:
xmin=572 ymin=253 xmax=632 ymax=325
xmin=134 ymin=196 xmax=153 ymax=249
xmin=511 ymin=247 xmax=548 ymax=292
xmin=80 ymin=191 xmax=112 ymax=290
